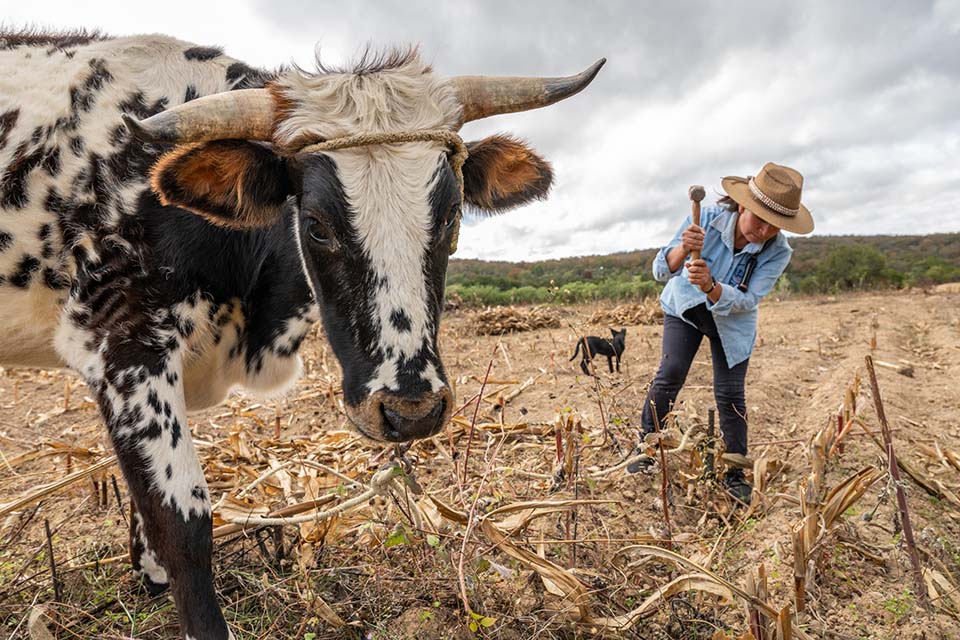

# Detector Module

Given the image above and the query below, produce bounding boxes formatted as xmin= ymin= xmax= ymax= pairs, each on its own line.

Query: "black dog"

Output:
xmin=570 ymin=329 xmax=626 ymax=375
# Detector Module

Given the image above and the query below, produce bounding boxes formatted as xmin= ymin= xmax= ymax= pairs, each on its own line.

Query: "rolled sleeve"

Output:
xmin=707 ymin=243 xmax=793 ymax=316
xmin=652 ymin=246 xmax=684 ymax=282
xmin=652 ymin=215 xmax=691 ymax=283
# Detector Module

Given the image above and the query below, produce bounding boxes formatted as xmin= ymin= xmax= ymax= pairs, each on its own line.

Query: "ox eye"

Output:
xmin=444 ymin=204 xmax=461 ymax=230
xmin=306 ymin=217 xmax=336 ymax=249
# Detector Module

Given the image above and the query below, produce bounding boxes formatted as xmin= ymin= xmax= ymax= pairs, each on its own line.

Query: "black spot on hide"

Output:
xmin=183 ymin=46 xmax=223 ymax=61
xmin=69 ymin=137 xmax=85 ymax=156
xmin=225 ymin=62 xmax=272 ymax=89
xmin=390 ymin=309 xmax=412 ymax=333
xmin=0 ymin=109 xmax=19 ymax=150
xmin=9 ymin=255 xmax=40 ymax=287
xmin=142 ymin=419 xmax=163 ymax=439
xmin=1 ymin=142 xmax=46 ymax=208
xmin=43 ymin=268 xmax=70 ymax=290
xmin=169 ymin=418 xmax=182 ymax=449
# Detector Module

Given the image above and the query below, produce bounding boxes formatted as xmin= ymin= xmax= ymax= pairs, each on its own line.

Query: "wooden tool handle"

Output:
xmin=688 ymin=185 xmax=705 ymax=261
xmin=690 ymin=201 xmax=701 ymax=261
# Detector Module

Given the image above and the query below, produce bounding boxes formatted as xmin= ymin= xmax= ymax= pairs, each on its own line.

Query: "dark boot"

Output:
xmin=724 ymin=467 xmax=752 ymax=503
xmin=626 ymin=447 xmax=656 ymax=474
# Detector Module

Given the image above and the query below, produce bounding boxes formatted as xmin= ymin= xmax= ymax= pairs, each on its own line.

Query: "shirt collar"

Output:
xmin=711 ymin=209 xmax=764 ymax=254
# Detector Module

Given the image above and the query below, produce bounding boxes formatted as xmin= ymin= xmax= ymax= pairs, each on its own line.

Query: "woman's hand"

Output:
xmin=685 ymin=259 xmax=714 ymax=291
xmin=680 ymin=225 xmax=705 ymax=254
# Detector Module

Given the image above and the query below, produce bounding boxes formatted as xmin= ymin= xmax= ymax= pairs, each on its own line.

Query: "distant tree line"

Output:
xmin=446 ymin=233 xmax=960 ymax=306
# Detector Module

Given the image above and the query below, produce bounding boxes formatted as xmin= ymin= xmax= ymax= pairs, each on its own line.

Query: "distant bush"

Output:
xmin=904 ymin=257 xmax=960 ymax=287
xmin=447 ymin=276 xmax=660 ymax=307
xmin=446 ymin=284 xmax=513 ymax=306
xmin=557 ymin=277 xmax=659 ymax=303
xmin=813 ymin=245 xmax=893 ymax=291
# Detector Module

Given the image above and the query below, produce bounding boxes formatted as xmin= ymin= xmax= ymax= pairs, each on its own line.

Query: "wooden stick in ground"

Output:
xmin=44 ymin=519 xmax=62 ymax=602
xmin=571 ymin=430 xmax=581 ymax=568
xmin=835 ymin=413 xmax=844 ymax=457
xmin=705 ymin=408 xmax=716 ymax=480
xmin=110 ymin=475 xmax=127 ymax=525
xmin=462 ymin=343 xmax=497 ymax=482
xmin=649 ymin=401 xmax=672 ymax=548
xmin=865 ymin=355 xmax=928 ymax=606
xmin=746 ymin=570 xmax=762 ymax=639
xmin=586 ymin=373 xmax=610 ymax=449
xmin=455 ymin=428 xmax=510 ymax=619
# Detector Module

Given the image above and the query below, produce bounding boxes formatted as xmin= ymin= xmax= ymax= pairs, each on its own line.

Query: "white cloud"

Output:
xmin=5 ymin=1 xmax=959 ymax=261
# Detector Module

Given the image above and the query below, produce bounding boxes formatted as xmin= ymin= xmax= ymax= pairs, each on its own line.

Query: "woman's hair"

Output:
xmin=717 ymin=195 xmax=740 ymax=212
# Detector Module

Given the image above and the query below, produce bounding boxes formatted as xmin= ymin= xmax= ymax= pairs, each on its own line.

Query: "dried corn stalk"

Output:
xmin=474 ymin=305 xmax=561 ymax=335
xmin=587 ymin=300 xmax=663 ymax=326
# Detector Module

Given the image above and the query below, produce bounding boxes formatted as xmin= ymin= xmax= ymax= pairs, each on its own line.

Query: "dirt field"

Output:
xmin=1 ymin=290 xmax=959 ymax=639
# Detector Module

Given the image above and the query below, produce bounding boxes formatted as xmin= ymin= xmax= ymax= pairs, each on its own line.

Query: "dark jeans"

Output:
xmin=641 ymin=304 xmax=749 ymax=455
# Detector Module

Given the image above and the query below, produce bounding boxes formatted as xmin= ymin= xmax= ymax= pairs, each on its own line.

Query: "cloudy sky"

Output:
xmin=5 ymin=1 xmax=959 ymax=260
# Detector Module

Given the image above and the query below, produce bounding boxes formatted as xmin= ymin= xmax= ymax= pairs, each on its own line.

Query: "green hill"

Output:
xmin=446 ymin=233 xmax=960 ymax=306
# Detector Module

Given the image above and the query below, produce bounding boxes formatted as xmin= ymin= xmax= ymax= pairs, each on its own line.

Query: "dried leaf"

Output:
xmin=613 ymin=545 xmax=814 ymax=640
xmin=27 ymin=606 xmax=55 ymax=640
xmin=822 ymin=467 xmax=883 ymax=528
xmin=227 ymin=427 xmax=254 ymax=460
xmin=924 ymin=567 xmax=960 ymax=613
xmin=479 ymin=518 xmax=591 ymax=619
xmin=299 ymin=585 xmax=346 ymax=628
xmin=384 ymin=526 xmax=409 ymax=548
xmin=590 ymin=573 xmax=736 ymax=630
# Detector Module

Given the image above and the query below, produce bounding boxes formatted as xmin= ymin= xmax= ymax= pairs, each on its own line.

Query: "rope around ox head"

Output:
xmin=294 ymin=129 xmax=469 ymax=253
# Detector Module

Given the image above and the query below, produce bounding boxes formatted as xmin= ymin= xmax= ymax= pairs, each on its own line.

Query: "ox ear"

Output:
xmin=462 ymin=135 xmax=553 ymax=214
xmin=151 ymin=140 xmax=291 ymax=229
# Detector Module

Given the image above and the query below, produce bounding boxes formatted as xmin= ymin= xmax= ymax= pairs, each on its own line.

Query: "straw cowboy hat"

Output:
xmin=721 ymin=162 xmax=814 ymax=234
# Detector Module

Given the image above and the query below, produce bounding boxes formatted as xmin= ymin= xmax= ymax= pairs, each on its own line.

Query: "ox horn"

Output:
xmin=451 ymin=58 xmax=606 ymax=125
xmin=122 ymin=89 xmax=275 ymax=144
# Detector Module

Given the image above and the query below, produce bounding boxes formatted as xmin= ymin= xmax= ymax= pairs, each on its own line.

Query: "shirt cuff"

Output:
xmin=706 ymin=282 xmax=734 ymax=314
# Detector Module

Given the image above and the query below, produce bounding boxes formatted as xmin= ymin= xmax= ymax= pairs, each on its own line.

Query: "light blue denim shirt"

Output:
xmin=652 ymin=204 xmax=793 ymax=368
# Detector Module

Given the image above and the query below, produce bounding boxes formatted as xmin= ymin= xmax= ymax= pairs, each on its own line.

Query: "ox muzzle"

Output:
xmin=346 ymin=386 xmax=454 ymax=442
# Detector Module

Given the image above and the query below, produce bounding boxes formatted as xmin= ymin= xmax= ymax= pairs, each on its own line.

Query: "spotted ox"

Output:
xmin=0 ymin=28 xmax=603 ymax=639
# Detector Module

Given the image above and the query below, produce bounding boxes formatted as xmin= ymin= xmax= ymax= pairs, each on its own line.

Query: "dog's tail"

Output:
xmin=569 ymin=340 xmax=582 ymax=361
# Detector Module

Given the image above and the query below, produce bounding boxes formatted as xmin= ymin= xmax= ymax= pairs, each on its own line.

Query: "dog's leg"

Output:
xmin=580 ymin=357 xmax=591 ymax=376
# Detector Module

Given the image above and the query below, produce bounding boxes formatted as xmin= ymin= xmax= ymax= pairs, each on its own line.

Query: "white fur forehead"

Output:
xmin=271 ymin=53 xmax=462 ymax=146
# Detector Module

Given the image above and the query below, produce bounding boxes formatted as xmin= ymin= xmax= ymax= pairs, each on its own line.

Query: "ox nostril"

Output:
xmin=380 ymin=404 xmax=404 ymax=440
xmin=382 ymin=405 xmax=402 ymax=426
xmin=379 ymin=397 xmax=447 ymax=441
